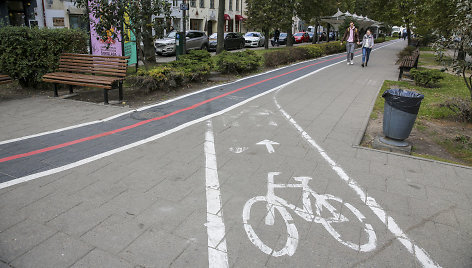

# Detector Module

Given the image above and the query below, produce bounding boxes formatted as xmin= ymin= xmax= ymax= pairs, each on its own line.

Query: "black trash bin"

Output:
xmin=382 ymin=89 xmax=424 ymax=140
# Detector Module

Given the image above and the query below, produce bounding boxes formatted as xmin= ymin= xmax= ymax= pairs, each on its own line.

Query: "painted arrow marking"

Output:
xmin=256 ymin=140 xmax=279 ymax=154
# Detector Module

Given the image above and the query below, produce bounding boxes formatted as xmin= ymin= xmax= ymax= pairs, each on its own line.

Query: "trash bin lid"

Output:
xmin=382 ymin=88 xmax=424 ymax=114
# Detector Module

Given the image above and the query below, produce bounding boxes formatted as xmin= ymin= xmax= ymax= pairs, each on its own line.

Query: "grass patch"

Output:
xmin=375 ymin=73 xmax=469 ymax=120
xmin=370 ymin=71 xmax=472 ymax=166
xmin=419 ymin=46 xmax=434 ymax=52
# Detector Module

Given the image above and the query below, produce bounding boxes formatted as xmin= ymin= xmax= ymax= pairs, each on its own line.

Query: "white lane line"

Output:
xmin=204 ymin=120 xmax=229 ymax=268
xmin=0 ymin=40 xmax=399 ymax=146
xmin=273 ymin=96 xmax=440 ymax=267
xmin=0 ymin=41 xmax=400 ymax=190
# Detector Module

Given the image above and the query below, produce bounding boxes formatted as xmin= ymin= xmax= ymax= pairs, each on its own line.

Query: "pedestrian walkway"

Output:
xmin=0 ymin=40 xmax=470 ymax=267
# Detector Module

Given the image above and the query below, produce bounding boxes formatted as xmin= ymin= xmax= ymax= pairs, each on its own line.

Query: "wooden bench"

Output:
xmin=398 ymin=49 xmax=419 ymax=81
xmin=0 ymin=74 xmax=13 ymax=85
xmin=43 ymin=53 xmax=129 ymax=104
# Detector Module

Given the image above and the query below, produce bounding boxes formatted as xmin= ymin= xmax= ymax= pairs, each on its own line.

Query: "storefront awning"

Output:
xmin=224 ymin=14 xmax=231 ymax=20
xmin=235 ymin=15 xmax=245 ymax=21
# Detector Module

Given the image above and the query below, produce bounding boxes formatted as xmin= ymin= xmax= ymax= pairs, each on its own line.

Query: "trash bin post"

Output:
xmin=382 ymin=89 xmax=424 ymax=140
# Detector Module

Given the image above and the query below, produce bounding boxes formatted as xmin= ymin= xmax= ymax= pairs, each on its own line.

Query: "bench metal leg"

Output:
xmin=54 ymin=84 xmax=58 ymax=97
xmin=104 ymin=89 xmax=109 ymax=105
xmin=69 ymin=85 xmax=74 ymax=94
xmin=118 ymin=82 xmax=123 ymax=102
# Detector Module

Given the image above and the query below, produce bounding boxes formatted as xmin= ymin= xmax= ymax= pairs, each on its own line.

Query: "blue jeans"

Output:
xmin=346 ymin=42 xmax=355 ymax=62
xmin=362 ymin=47 xmax=372 ymax=64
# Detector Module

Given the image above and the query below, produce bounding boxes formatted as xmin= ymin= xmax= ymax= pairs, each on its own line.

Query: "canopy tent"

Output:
xmin=321 ymin=9 xmax=380 ymax=32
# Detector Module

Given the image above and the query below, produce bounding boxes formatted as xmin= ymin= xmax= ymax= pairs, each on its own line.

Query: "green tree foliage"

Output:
xmin=295 ymin=0 xmax=337 ymax=43
xmin=435 ymin=0 xmax=472 ymax=101
xmin=73 ymin=0 xmax=172 ymax=63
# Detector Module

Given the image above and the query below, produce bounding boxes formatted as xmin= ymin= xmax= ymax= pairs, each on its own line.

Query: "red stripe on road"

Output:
xmin=0 ymin=53 xmax=350 ymax=163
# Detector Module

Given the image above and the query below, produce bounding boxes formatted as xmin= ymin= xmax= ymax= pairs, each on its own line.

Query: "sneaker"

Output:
xmin=347 ymin=62 xmax=350 ymax=65
xmin=361 ymin=63 xmax=364 ymax=67
xmin=350 ymin=61 xmax=354 ymax=65
xmin=365 ymin=62 xmax=368 ymax=67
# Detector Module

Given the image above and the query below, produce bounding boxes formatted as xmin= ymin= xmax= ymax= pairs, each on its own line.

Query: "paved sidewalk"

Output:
xmin=0 ymin=40 xmax=471 ymax=267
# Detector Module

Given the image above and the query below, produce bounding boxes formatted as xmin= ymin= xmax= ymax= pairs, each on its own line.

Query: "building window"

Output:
xmin=200 ymin=0 xmax=204 ymax=8
xmin=173 ymin=0 xmax=178 ymax=6
xmin=210 ymin=0 xmax=214 ymax=9
xmin=69 ymin=15 xmax=87 ymax=31
xmin=236 ymin=0 xmax=239 ymax=11
xmin=229 ymin=0 xmax=232 ymax=11
xmin=190 ymin=0 xmax=196 ymax=8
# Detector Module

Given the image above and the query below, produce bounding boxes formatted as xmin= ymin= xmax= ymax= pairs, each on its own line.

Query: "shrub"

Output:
xmin=128 ymin=50 xmax=212 ymax=92
xmin=318 ymin=41 xmax=344 ymax=55
xmin=214 ymin=50 xmax=262 ymax=74
xmin=169 ymin=50 xmax=212 ymax=81
xmin=303 ymin=45 xmax=324 ymax=58
xmin=440 ymin=98 xmax=472 ymax=122
xmin=263 ymin=47 xmax=311 ymax=67
xmin=410 ymin=68 xmax=444 ymax=87
xmin=0 ymin=26 xmax=88 ymax=88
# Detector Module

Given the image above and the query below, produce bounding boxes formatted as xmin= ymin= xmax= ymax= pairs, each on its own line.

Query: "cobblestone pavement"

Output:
xmin=0 ymin=40 xmax=471 ymax=267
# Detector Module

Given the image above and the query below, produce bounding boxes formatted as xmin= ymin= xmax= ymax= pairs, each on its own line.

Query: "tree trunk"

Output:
xmin=264 ymin=28 xmax=269 ymax=49
xmin=142 ymin=0 xmax=155 ymax=63
xmin=327 ymin=24 xmax=330 ymax=43
xmin=286 ymin=27 xmax=293 ymax=47
xmin=314 ymin=23 xmax=319 ymax=44
xmin=406 ymin=19 xmax=411 ymax=46
xmin=216 ymin=0 xmax=226 ymax=54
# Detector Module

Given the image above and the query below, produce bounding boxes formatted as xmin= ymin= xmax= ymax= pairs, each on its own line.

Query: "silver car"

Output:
xmin=155 ymin=30 xmax=209 ymax=56
xmin=244 ymin=32 xmax=265 ymax=47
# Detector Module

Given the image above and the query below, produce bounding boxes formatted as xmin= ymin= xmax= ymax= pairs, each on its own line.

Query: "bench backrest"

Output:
xmin=58 ymin=53 xmax=129 ymax=77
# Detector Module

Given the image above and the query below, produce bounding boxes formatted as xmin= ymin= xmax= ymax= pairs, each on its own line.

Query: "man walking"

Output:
xmin=342 ymin=21 xmax=360 ymax=65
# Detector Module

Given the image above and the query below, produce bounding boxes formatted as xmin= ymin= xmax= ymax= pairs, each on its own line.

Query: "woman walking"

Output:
xmin=361 ymin=29 xmax=374 ymax=67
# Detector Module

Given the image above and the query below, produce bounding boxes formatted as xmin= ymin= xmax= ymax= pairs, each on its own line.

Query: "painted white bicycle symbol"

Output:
xmin=242 ymin=172 xmax=377 ymax=256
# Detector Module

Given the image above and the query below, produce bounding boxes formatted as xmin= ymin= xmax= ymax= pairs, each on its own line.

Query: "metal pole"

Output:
xmin=182 ymin=0 xmax=187 ymax=54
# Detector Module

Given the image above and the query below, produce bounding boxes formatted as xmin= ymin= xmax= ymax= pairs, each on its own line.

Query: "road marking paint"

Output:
xmin=273 ymin=94 xmax=440 ymax=267
xmin=256 ymin=139 xmax=279 ymax=154
xmin=0 ymin=41 xmax=400 ymax=189
xmin=0 ymin=44 xmax=364 ymax=147
xmin=204 ymin=120 xmax=229 ymax=268
xmin=0 ymin=54 xmax=347 ymax=164
xmin=229 ymin=147 xmax=249 ymax=154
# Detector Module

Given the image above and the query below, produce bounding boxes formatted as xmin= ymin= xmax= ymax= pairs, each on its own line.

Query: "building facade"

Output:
xmin=168 ymin=0 xmax=248 ymax=36
xmin=1 ymin=0 xmax=248 ymax=36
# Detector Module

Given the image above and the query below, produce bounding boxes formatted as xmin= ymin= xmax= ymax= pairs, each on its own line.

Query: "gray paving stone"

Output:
xmin=10 ymin=232 xmax=92 ymax=268
xmin=425 ymin=185 xmax=472 ymax=211
xmin=119 ymin=227 xmax=190 ymax=267
xmin=169 ymin=242 xmax=208 ymax=267
xmin=0 ymin=219 xmax=57 ymax=263
xmin=365 ymin=189 xmax=410 ymax=215
xmin=80 ymin=214 xmax=148 ymax=254
xmin=17 ymin=192 xmax=83 ymax=223
xmin=46 ymin=202 xmax=112 ymax=237
xmin=386 ymin=177 xmax=428 ymax=200
xmin=135 ymin=198 xmax=195 ymax=233
xmin=70 ymin=248 xmax=134 ymax=268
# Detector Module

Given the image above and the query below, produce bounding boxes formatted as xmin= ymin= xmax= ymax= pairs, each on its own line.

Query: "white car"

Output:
xmin=244 ymin=32 xmax=265 ymax=47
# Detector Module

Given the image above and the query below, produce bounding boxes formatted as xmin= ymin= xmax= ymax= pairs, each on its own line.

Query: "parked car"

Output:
xmin=155 ymin=30 xmax=208 ymax=56
xmin=293 ymin=32 xmax=310 ymax=43
xmin=270 ymin=32 xmax=288 ymax=46
xmin=208 ymin=32 xmax=245 ymax=51
xmin=244 ymin=32 xmax=265 ymax=47
xmin=308 ymin=32 xmax=314 ymax=42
